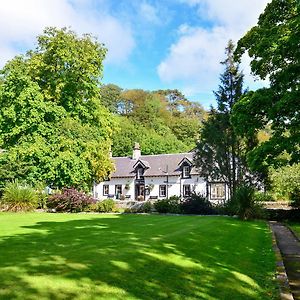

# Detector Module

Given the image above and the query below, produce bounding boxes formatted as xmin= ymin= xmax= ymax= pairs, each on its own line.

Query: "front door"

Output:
xmin=135 ymin=184 xmax=145 ymax=200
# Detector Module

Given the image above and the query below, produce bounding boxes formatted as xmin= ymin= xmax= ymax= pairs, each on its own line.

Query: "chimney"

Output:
xmin=132 ymin=142 xmax=141 ymax=160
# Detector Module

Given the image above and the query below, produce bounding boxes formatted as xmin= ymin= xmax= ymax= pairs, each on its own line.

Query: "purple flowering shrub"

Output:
xmin=47 ymin=188 xmax=96 ymax=212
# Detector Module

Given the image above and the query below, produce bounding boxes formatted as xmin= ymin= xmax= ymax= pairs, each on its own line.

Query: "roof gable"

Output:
xmin=178 ymin=157 xmax=193 ymax=167
xmin=110 ymin=152 xmax=199 ymax=178
xmin=133 ymin=159 xmax=150 ymax=170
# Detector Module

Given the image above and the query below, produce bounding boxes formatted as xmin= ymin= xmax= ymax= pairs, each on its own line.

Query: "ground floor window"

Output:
xmin=103 ymin=185 xmax=109 ymax=196
xmin=115 ymin=185 xmax=122 ymax=199
xmin=210 ymin=183 xmax=225 ymax=200
xmin=159 ymin=185 xmax=166 ymax=197
xmin=183 ymin=184 xmax=191 ymax=197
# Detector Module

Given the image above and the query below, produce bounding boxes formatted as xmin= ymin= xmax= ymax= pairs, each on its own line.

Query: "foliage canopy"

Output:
xmin=0 ymin=27 xmax=115 ymax=190
xmin=233 ymin=0 xmax=300 ymax=171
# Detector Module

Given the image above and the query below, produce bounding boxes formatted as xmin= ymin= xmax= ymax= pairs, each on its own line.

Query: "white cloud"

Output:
xmin=0 ymin=0 xmax=135 ymax=67
xmin=158 ymin=26 xmax=229 ymax=82
xmin=158 ymin=0 xmax=271 ymax=101
xmin=139 ymin=2 xmax=160 ymax=24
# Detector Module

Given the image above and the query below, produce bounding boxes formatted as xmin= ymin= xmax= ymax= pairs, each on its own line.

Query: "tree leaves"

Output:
xmin=233 ymin=0 xmax=300 ymax=169
xmin=0 ymin=27 xmax=114 ymax=190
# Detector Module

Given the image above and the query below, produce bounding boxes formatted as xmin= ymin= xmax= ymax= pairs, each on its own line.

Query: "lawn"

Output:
xmin=0 ymin=213 xmax=278 ymax=300
xmin=289 ymin=223 xmax=300 ymax=238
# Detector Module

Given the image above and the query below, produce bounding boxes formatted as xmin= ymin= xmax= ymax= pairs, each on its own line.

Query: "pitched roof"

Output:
xmin=110 ymin=152 xmax=199 ymax=178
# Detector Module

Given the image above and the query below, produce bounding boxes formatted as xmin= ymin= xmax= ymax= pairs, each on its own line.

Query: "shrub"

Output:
xmin=270 ymin=163 xmax=300 ymax=201
xmin=47 ymin=188 xmax=95 ymax=212
xmin=125 ymin=201 xmax=153 ymax=213
xmin=141 ymin=201 xmax=153 ymax=213
xmin=290 ymin=188 xmax=300 ymax=208
xmin=90 ymin=199 xmax=116 ymax=213
xmin=34 ymin=182 xmax=49 ymax=209
xmin=254 ymin=191 xmax=275 ymax=202
xmin=118 ymin=201 xmax=153 ymax=213
xmin=227 ymin=185 xmax=265 ymax=220
xmin=181 ymin=193 xmax=215 ymax=215
xmin=0 ymin=181 xmax=38 ymax=212
xmin=265 ymin=208 xmax=300 ymax=221
xmin=154 ymin=196 xmax=181 ymax=214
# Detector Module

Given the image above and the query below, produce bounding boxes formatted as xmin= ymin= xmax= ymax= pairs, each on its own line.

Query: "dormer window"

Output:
xmin=182 ymin=166 xmax=191 ymax=178
xmin=178 ymin=157 xmax=192 ymax=178
xmin=137 ymin=168 xmax=144 ymax=179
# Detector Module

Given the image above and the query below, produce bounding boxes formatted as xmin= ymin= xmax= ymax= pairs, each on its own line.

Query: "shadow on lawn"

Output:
xmin=0 ymin=215 xmax=276 ymax=300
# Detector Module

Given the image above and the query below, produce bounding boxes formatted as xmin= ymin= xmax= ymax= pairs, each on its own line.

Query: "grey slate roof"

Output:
xmin=110 ymin=152 xmax=199 ymax=178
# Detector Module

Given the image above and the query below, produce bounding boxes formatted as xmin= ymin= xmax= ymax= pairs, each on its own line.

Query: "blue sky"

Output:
xmin=0 ymin=0 xmax=270 ymax=108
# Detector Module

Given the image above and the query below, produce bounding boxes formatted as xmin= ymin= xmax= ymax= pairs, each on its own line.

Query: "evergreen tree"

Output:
xmin=194 ymin=40 xmax=250 ymax=195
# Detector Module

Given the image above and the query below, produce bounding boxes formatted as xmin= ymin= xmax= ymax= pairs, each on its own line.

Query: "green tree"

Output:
xmin=194 ymin=40 xmax=250 ymax=195
xmin=270 ymin=163 xmax=300 ymax=204
xmin=233 ymin=0 xmax=300 ymax=170
xmin=110 ymin=88 xmax=203 ymax=156
xmin=99 ymin=84 xmax=122 ymax=114
xmin=111 ymin=116 xmax=189 ymax=157
xmin=0 ymin=27 xmax=115 ymax=190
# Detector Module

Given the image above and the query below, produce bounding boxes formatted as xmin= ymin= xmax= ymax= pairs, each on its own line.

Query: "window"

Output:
xmin=115 ymin=185 xmax=122 ymax=199
xmin=136 ymin=168 xmax=144 ymax=179
xmin=182 ymin=166 xmax=191 ymax=178
xmin=183 ymin=184 xmax=191 ymax=197
xmin=159 ymin=185 xmax=166 ymax=197
xmin=103 ymin=185 xmax=109 ymax=196
xmin=210 ymin=183 xmax=225 ymax=199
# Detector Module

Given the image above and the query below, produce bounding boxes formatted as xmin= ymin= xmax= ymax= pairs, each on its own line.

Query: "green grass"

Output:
xmin=0 ymin=213 xmax=278 ymax=300
xmin=288 ymin=223 xmax=300 ymax=238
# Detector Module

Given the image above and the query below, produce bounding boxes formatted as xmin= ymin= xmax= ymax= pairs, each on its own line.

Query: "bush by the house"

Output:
xmin=227 ymin=185 xmax=265 ymax=220
xmin=47 ymin=188 xmax=95 ymax=212
xmin=0 ymin=181 xmax=38 ymax=212
xmin=154 ymin=196 xmax=181 ymax=214
xmin=181 ymin=193 xmax=215 ymax=215
xmin=124 ymin=201 xmax=153 ymax=213
xmin=90 ymin=199 xmax=116 ymax=213
xmin=140 ymin=201 xmax=153 ymax=213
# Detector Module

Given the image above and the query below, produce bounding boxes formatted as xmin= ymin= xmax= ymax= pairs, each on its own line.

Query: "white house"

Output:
xmin=93 ymin=143 xmax=229 ymax=202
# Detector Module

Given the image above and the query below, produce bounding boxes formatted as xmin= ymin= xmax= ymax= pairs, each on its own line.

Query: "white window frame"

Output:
xmin=182 ymin=166 xmax=190 ymax=178
xmin=159 ymin=185 xmax=166 ymax=197
xmin=210 ymin=183 xmax=225 ymax=200
xmin=103 ymin=185 xmax=109 ymax=196
xmin=183 ymin=184 xmax=191 ymax=197
xmin=137 ymin=168 xmax=144 ymax=179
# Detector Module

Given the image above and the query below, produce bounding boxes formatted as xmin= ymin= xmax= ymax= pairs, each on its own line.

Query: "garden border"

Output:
xmin=269 ymin=221 xmax=294 ymax=300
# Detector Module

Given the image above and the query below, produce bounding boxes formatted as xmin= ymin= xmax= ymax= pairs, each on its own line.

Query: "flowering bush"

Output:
xmin=47 ymin=188 xmax=95 ymax=212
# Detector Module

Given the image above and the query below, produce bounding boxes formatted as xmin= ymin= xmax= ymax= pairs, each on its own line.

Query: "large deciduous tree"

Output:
xmin=194 ymin=40 xmax=252 ymax=195
xmin=0 ymin=27 xmax=115 ymax=190
xmin=232 ymin=0 xmax=300 ymax=171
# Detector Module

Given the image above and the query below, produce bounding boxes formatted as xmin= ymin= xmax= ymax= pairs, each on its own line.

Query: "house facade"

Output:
xmin=93 ymin=143 xmax=229 ymax=202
